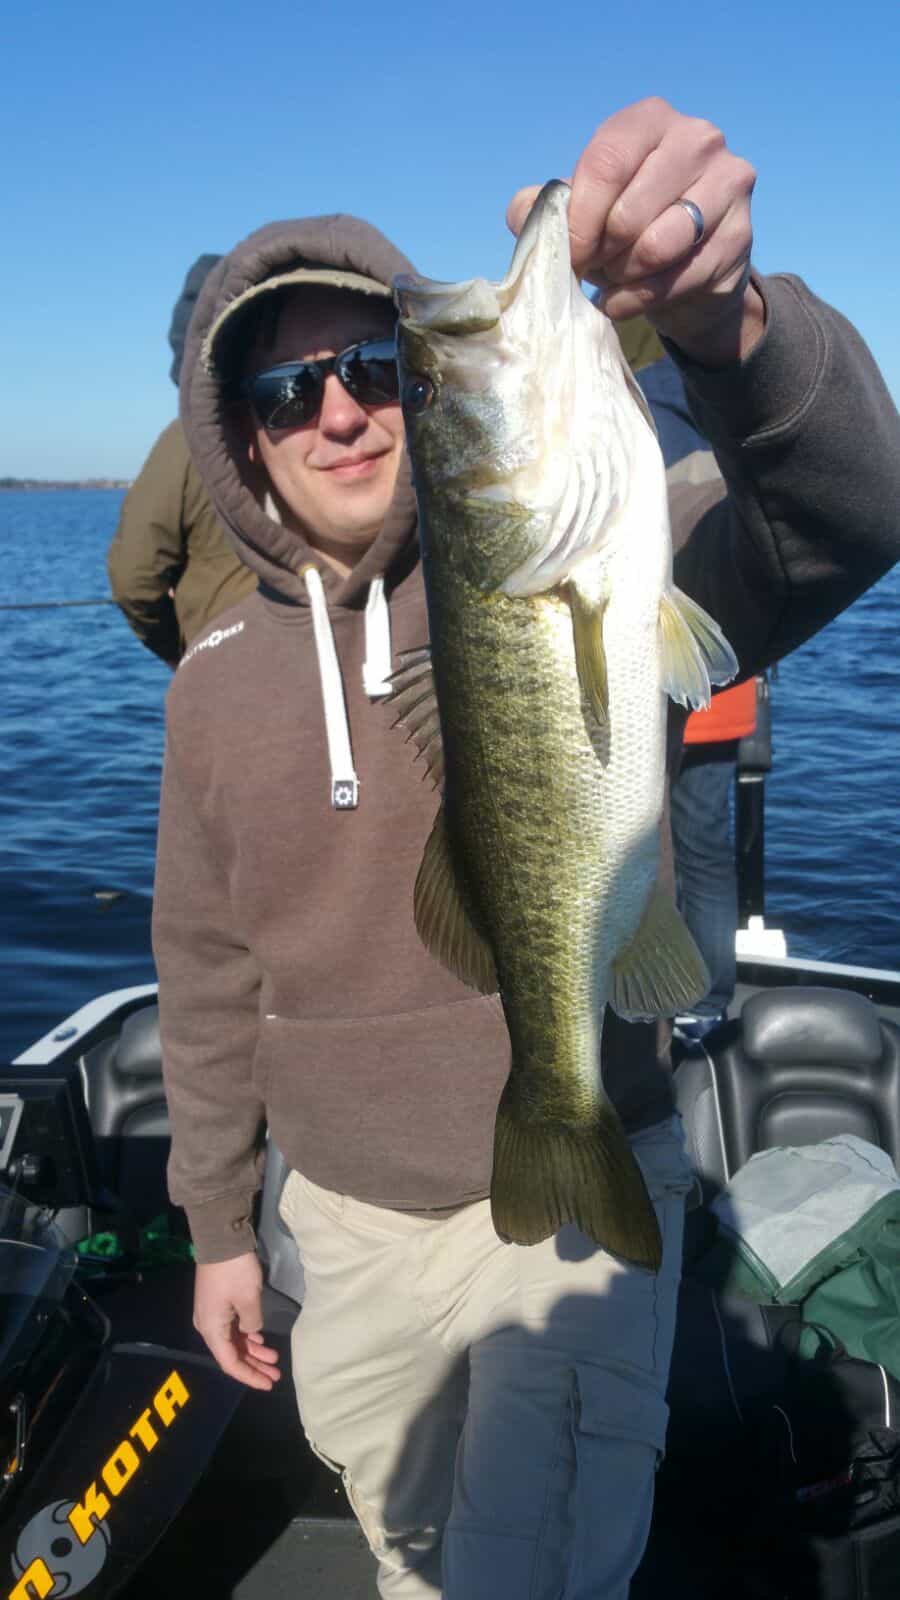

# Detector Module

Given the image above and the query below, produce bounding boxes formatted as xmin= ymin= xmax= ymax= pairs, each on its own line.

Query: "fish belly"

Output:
xmin=594 ymin=566 xmax=668 ymax=970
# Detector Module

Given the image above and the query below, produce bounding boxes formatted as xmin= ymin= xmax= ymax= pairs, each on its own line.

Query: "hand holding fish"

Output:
xmin=507 ymin=97 xmax=764 ymax=366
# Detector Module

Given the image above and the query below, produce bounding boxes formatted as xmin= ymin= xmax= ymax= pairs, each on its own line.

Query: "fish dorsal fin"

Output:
xmin=568 ymin=581 xmax=609 ymax=724
xmin=658 ymin=586 xmax=739 ymax=711
xmin=610 ymin=884 xmax=710 ymax=1021
xmin=414 ymin=806 xmax=498 ymax=995
xmin=387 ymin=647 xmax=445 ymax=788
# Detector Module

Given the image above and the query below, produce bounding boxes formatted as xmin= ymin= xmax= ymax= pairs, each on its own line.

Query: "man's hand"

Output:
xmin=193 ymin=1254 xmax=282 ymax=1390
xmin=507 ymin=98 xmax=764 ymax=367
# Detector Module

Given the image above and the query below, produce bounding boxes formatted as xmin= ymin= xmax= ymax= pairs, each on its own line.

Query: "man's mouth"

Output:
xmin=323 ymin=453 xmax=385 ymax=478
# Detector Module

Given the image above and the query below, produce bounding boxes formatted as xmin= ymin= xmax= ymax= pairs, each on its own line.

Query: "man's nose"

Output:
xmin=318 ymin=373 xmax=368 ymax=435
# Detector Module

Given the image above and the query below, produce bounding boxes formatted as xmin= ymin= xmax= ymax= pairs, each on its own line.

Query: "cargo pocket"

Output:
xmin=561 ymin=1366 xmax=671 ymax=1598
xmin=574 ymin=1365 xmax=670 ymax=1459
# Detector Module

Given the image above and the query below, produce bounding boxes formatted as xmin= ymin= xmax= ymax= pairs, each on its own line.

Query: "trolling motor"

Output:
xmin=0 ymin=1060 xmax=241 ymax=1600
xmin=0 ymin=1059 xmax=109 ymax=1216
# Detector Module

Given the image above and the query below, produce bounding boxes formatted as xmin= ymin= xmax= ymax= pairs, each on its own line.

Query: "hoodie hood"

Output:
xmin=180 ymin=214 xmax=419 ymax=608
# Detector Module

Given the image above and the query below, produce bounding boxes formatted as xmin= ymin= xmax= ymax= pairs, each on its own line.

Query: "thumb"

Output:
xmin=506 ymin=177 xmax=574 ymax=240
xmin=505 ymin=184 xmax=541 ymax=238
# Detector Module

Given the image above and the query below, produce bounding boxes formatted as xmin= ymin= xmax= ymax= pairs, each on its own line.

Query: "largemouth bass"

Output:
xmin=393 ymin=181 xmax=737 ymax=1269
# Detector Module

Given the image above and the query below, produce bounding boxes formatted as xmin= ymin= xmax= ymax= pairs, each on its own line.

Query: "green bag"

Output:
xmin=696 ymin=1136 xmax=900 ymax=1380
xmin=803 ymin=1214 xmax=900 ymax=1376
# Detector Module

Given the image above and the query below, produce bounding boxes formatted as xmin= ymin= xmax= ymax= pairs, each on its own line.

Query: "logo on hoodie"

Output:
xmin=181 ymin=620 xmax=245 ymax=667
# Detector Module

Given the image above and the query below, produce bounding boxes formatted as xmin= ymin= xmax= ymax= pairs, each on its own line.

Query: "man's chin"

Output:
xmin=325 ymin=483 xmax=394 ymax=532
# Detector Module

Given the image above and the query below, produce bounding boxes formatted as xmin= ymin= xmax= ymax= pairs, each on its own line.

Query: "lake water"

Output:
xmin=1 ymin=489 xmax=898 ymax=1060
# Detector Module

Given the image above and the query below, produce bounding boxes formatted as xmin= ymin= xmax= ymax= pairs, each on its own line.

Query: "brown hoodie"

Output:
xmin=154 ymin=213 xmax=900 ymax=1263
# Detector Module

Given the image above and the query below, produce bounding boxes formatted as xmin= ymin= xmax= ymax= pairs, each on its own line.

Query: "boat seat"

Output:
xmin=665 ymin=986 xmax=900 ymax=1548
xmin=82 ymin=1002 xmax=174 ymax=1224
xmin=88 ymin=985 xmax=900 ymax=1304
xmin=674 ymin=985 xmax=900 ymax=1195
xmin=80 ymin=1001 xmax=305 ymax=1297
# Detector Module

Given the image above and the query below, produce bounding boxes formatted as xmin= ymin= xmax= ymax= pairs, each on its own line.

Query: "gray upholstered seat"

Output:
xmin=674 ymin=986 xmax=900 ymax=1196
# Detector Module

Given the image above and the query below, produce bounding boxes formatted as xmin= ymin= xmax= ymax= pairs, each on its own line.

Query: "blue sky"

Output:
xmin=4 ymin=0 xmax=898 ymax=479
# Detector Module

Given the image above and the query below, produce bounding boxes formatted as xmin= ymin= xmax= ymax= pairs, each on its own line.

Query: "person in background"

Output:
xmin=671 ymin=679 xmax=759 ymax=1037
xmin=107 ymin=254 xmax=256 ymax=667
xmin=616 ymin=311 xmax=757 ymax=1038
xmin=155 ymin=99 xmax=900 ymax=1600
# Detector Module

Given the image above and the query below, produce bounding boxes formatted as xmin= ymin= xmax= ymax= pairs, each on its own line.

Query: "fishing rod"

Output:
xmin=0 ymin=598 xmax=117 ymax=610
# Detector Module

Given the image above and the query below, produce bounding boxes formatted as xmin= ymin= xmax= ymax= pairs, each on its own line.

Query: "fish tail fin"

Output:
xmin=491 ymin=1088 xmax=662 ymax=1269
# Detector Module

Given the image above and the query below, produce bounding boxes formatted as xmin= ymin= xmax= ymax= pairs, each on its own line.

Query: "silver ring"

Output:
xmin=674 ymin=198 xmax=705 ymax=246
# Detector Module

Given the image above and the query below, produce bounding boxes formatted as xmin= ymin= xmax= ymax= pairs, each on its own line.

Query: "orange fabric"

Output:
xmin=682 ymin=678 xmax=757 ymax=745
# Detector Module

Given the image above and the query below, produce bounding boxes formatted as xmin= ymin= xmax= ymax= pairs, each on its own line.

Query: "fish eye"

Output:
xmin=404 ymin=376 xmax=436 ymax=414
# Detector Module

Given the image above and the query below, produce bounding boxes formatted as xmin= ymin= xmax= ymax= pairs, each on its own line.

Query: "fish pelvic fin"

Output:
xmin=658 ymin=587 xmax=738 ymax=711
xmin=568 ymin=582 xmax=609 ymax=724
xmin=491 ymin=1089 xmax=662 ymax=1269
xmin=610 ymin=884 xmax=710 ymax=1022
xmin=414 ymin=805 xmax=498 ymax=994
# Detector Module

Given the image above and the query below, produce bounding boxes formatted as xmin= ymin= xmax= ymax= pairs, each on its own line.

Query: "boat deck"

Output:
xmin=21 ymin=957 xmax=900 ymax=1599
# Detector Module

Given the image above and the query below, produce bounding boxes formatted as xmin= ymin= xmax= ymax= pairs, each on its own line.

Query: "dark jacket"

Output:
xmin=154 ymin=212 xmax=900 ymax=1263
xmin=108 ymin=420 xmax=256 ymax=662
xmin=108 ymin=253 xmax=256 ymax=663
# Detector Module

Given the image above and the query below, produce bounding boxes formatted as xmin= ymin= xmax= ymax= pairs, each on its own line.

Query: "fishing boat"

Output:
xmin=3 ymin=689 xmax=900 ymax=1599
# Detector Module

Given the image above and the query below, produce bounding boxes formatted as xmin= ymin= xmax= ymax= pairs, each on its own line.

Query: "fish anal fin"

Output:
xmin=611 ymin=885 xmax=710 ymax=1021
xmin=568 ymin=582 xmax=608 ymax=724
xmin=414 ymin=807 xmax=498 ymax=995
xmin=658 ymin=587 xmax=738 ymax=711
xmin=491 ymin=1090 xmax=662 ymax=1268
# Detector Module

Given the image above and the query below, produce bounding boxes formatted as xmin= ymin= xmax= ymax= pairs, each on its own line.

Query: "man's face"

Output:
xmin=243 ymin=288 xmax=405 ymax=574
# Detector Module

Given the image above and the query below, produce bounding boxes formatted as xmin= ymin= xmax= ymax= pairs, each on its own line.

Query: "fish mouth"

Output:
xmin=394 ymin=180 xmax=573 ymax=337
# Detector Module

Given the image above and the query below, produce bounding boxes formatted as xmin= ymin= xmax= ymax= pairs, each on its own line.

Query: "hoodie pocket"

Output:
xmin=257 ymin=995 xmax=510 ymax=1210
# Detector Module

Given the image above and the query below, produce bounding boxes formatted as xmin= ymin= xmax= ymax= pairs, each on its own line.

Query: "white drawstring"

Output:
xmin=363 ymin=575 xmax=393 ymax=696
xmin=303 ymin=568 xmax=393 ymax=809
xmin=304 ymin=567 xmax=360 ymax=810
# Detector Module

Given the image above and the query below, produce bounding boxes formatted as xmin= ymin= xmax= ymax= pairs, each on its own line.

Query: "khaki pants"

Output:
xmin=278 ymin=1118 xmax=692 ymax=1599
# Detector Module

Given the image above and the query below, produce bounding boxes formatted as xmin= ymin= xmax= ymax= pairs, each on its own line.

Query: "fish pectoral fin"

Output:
xmin=658 ymin=587 xmax=738 ymax=711
xmin=610 ymin=885 xmax=711 ymax=1021
xmin=386 ymin=647 xmax=445 ymax=788
xmin=491 ymin=1089 xmax=662 ymax=1268
xmin=568 ymin=582 xmax=609 ymax=724
xmin=414 ymin=806 xmax=498 ymax=995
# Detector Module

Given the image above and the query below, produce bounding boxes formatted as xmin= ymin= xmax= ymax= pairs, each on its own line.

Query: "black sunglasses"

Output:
xmin=243 ymin=338 xmax=400 ymax=430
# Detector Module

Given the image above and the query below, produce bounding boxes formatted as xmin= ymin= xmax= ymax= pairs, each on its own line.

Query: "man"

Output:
xmin=154 ymin=98 xmax=900 ymax=1598
xmin=108 ymin=254 xmax=255 ymax=666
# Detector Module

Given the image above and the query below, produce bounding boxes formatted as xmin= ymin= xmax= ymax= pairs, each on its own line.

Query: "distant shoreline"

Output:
xmin=0 ymin=479 xmax=131 ymax=491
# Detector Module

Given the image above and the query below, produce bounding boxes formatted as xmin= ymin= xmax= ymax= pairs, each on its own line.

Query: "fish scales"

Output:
xmin=394 ymin=180 xmax=738 ymax=1267
xmin=432 ymin=568 xmax=609 ymax=1123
